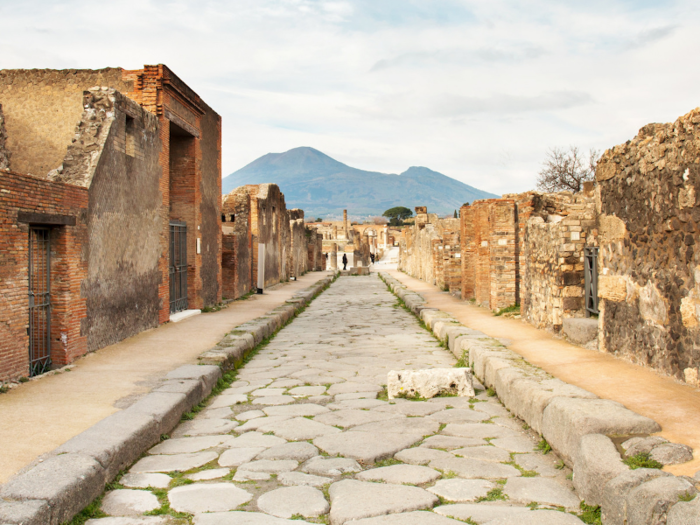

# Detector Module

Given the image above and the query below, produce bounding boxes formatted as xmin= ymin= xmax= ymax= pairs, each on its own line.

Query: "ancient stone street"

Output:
xmin=86 ymin=275 xmax=584 ymax=525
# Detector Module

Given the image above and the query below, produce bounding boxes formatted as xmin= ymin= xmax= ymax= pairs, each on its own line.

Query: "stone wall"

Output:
xmin=222 ymin=190 xmax=253 ymax=299
xmin=288 ymin=209 xmax=308 ymax=278
xmin=0 ymin=104 xmax=9 ymax=170
xmin=521 ymin=189 xmax=597 ymax=331
xmin=596 ymin=109 xmax=700 ymax=385
xmin=398 ymin=208 xmax=442 ymax=285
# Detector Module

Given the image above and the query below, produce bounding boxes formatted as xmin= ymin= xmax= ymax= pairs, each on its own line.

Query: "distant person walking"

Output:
xmin=342 ymin=253 xmax=348 ymax=270
xmin=370 ymin=253 xmax=375 ymax=264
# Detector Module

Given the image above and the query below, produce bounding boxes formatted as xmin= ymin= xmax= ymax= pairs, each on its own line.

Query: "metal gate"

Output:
xmin=169 ymin=221 xmax=188 ymax=314
xmin=28 ymin=227 xmax=51 ymax=376
xmin=584 ymin=247 xmax=599 ymax=317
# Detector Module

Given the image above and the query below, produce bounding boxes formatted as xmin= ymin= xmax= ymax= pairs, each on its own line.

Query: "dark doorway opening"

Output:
xmin=28 ymin=226 xmax=51 ymax=376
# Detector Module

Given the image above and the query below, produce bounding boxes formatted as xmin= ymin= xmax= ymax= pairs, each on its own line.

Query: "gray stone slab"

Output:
xmin=236 ymin=415 xmax=293 ymax=432
xmin=269 ymin=379 xmax=305 ymax=388
xmin=442 ymin=423 xmax=521 ymax=440
xmin=504 ymin=478 xmax=580 ymax=510
xmin=451 ymin=445 xmax=512 ymax=463
xmin=258 ymin=416 xmax=343 ymax=440
xmin=573 ymin=434 xmax=628 ymax=507
xmin=428 ymin=479 xmax=493 ymax=502
xmin=101 ymin=489 xmax=160 ymax=516
xmin=148 ymin=435 xmax=228 ymax=455
xmin=168 ymin=482 xmax=253 ymax=513
xmin=219 ymin=447 xmax=267 ymax=467
xmin=514 ymin=453 xmax=562 ymax=478
xmin=335 ymin=392 xmax=378 ymax=401
xmin=329 ymin=479 xmax=438 ymax=525
xmin=434 ymin=504 xmax=532 ymax=523
xmin=252 ymin=388 xmax=289 ymax=397
xmin=254 ymin=395 xmax=296 ymax=406
xmin=256 ymin=441 xmax=319 ymax=461
xmin=351 ymin=418 xmax=440 ymax=436
xmin=667 ymin=495 xmax=700 ymax=524
xmin=237 ymin=459 xmax=299 ymax=473
xmin=302 ymin=457 xmax=363 ymax=476
xmin=394 ymin=447 xmax=454 ymax=465
xmin=187 ymin=468 xmax=230 ymax=480
xmin=314 ymin=431 xmax=424 ymax=464
xmin=328 ymin=382 xmax=383 ymax=395
xmin=0 ymin=500 xmax=50 ymax=525
xmin=356 ymin=464 xmax=441 ymax=485
xmin=562 ymin=318 xmax=599 ymax=344
xmin=626 ymin=476 xmax=697 ymax=525
xmin=488 ymin=511 xmax=586 ymax=524
xmin=226 ymin=431 xmax=287 ymax=448
xmin=427 ymin=409 xmax=491 ymax=424
xmin=373 ymin=403 xmax=442 ymax=417
xmin=328 ymin=399 xmax=388 ymax=410
xmin=346 ymin=511 xmax=467 ymax=524
xmin=237 ymin=409 xmax=266 ymax=421
xmin=278 ymin=471 xmax=333 ymax=487
xmin=173 ymin=418 xmax=239 ymax=437
xmin=207 ymin=394 xmax=249 ymax=409
xmin=198 ymin=406 xmax=235 ymax=419
xmin=86 ymin=518 xmax=172 ymax=525
xmin=289 ymin=386 xmax=328 ymax=396
xmin=130 ymin=451 xmax=218 ymax=473
xmin=489 ymin=435 xmax=536 ymax=453
xmin=315 ymin=409 xmax=403 ymax=428
xmin=120 ymin=472 xmax=172 ymax=489
xmin=601 ymin=468 xmax=672 ymax=525
xmin=429 ymin=457 xmax=520 ymax=479
xmin=421 ymin=435 xmax=485 ymax=450
xmin=194 ymin=511 xmax=314 ymax=524
xmin=257 ymin=486 xmax=330 ymax=518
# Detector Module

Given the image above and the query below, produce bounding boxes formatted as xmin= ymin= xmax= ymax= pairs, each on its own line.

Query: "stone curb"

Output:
xmin=379 ymin=272 xmax=698 ymax=525
xmin=0 ymin=273 xmax=337 ymax=525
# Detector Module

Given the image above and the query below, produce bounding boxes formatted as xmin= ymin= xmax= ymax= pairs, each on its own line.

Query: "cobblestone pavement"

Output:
xmin=86 ymin=275 xmax=585 ymax=525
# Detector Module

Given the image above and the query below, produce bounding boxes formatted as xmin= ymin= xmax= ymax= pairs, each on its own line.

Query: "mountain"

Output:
xmin=221 ymin=147 xmax=498 ymax=218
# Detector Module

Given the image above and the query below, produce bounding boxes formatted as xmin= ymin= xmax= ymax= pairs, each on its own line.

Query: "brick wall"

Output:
xmin=0 ymin=171 xmax=88 ymax=381
xmin=222 ymin=190 xmax=252 ymax=299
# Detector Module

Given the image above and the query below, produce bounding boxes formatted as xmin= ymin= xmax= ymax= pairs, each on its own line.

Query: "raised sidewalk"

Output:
xmin=0 ymin=271 xmax=332 ymax=485
xmin=386 ymin=269 xmax=700 ymax=478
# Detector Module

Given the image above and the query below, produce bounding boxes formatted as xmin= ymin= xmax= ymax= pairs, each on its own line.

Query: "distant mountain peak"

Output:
xmin=222 ymin=147 xmax=497 ymax=217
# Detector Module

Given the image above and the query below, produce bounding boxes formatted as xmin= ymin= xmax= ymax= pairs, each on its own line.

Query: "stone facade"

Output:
xmin=288 ymin=209 xmax=309 ymax=279
xmin=596 ymin=109 xmax=700 ymax=384
xmin=221 ymin=190 xmax=253 ymax=300
xmin=0 ymin=104 xmax=9 ymax=170
xmin=307 ymin=212 xmax=380 ymax=269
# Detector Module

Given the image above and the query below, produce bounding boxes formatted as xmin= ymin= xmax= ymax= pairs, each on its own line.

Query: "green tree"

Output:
xmin=453 ymin=210 xmax=458 ymax=218
xmin=382 ymin=206 xmax=412 ymax=226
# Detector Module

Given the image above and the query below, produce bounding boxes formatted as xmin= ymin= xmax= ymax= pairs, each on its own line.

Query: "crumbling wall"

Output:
xmin=596 ymin=109 xmax=700 ymax=385
xmin=0 ymin=104 xmax=10 ymax=170
xmin=435 ymin=220 xmax=461 ymax=295
xmin=0 ymin=68 xmax=131 ymax=177
xmin=521 ymin=190 xmax=597 ymax=331
xmin=398 ymin=207 xmax=443 ymax=284
xmin=288 ymin=209 xmax=308 ymax=277
xmin=222 ymin=190 xmax=252 ymax=299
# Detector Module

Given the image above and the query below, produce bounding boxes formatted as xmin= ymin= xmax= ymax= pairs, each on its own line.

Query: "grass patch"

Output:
xmin=454 ymin=351 xmax=469 ymax=368
xmin=476 ymin=487 xmax=508 ymax=502
xmin=374 ymin=457 xmax=403 ymax=467
xmin=144 ymin=488 xmax=192 ymax=519
xmin=623 ymin=452 xmax=663 ymax=470
xmin=576 ymin=502 xmax=602 ymax=525
xmin=494 ymin=303 xmax=520 ymax=317
xmin=536 ymin=439 xmax=552 ymax=455
xmin=486 ymin=388 xmax=496 ymax=397
xmin=63 ymin=496 xmax=108 ymax=524
xmin=679 ymin=491 xmax=697 ymax=502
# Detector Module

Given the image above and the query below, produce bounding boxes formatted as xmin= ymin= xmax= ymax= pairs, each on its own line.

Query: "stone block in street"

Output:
xmin=503 ymin=477 xmax=580 ymax=510
xmin=193 ymin=511 xmax=314 ymax=524
xmin=428 ymin=479 xmax=493 ymax=502
xmin=433 ymin=503 xmax=531 ymax=523
xmin=625 ymin=476 xmax=697 ymax=525
xmin=573 ymin=433 xmax=628 ymax=506
xmin=148 ymin=435 xmax=228 ymax=455
xmin=387 ymin=368 xmax=474 ymax=399
xmin=314 ymin=431 xmax=424 ymax=464
xmin=101 ymin=489 xmax=160 ymax=516
xmin=279 ymin=471 xmax=333 ymax=487
xmin=172 ymin=418 xmax=239 ymax=437
xmin=256 ymin=441 xmax=319 ymax=461
xmin=168 ymin=482 xmax=253 ymax=513
xmin=302 ymin=457 xmax=363 ymax=476
xmin=601 ymin=468 xmax=672 ymax=525
xmin=667 ymin=495 xmax=700 ymax=524
xmin=429 ymin=457 xmax=520 ymax=479
xmin=394 ymin=447 xmax=454 ymax=465
xmin=562 ymin=318 xmax=599 ymax=344
xmin=119 ymin=472 xmax=172 ymax=489
xmin=257 ymin=416 xmax=342 ymax=440
xmin=257 ymin=486 xmax=330 ymax=518
xmin=355 ymin=464 xmax=441 ymax=485
xmin=345 ymin=510 xmax=468 ymax=524
xmin=219 ymin=447 xmax=267 ymax=467
xmin=226 ymin=431 xmax=287 ymax=448
xmin=130 ymin=451 xmax=218 ymax=473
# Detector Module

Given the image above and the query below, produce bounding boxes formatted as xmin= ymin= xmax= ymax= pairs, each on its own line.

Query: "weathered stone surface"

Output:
xmin=373 ymin=402 xmax=442 ymax=416
xmin=329 ymin=479 xmax=438 ymax=525
xmin=236 ymin=415 xmax=293 ymax=432
xmin=601 ymin=468 xmax=672 ymax=525
xmin=335 ymin=392 xmax=378 ymax=401
xmin=486 ymin=510 xmax=586 ymax=524
xmin=650 ymin=443 xmax=694 ymax=465
xmin=263 ymin=404 xmax=330 ymax=417
xmin=504 ymin=478 xmax=580 ymax=510
xmin=427 ymin=409 xmax=490 ymax=424
xmin=441 ymin=422 xmax=521 ymax=440
xmin=356 ymin=464 xmax=441 ymax=485
xmin=101 ymin=489 xmax=160 ymax=516
xmin=428 ymin=479 xmax=493 ymax=502
xmin=667 ymin=495 xmax=700 ymax=524
xmin=433 ymin=504 xmax=531 ymax=523
xmin=258 ymin=416 xmax=342 ymax=440
xmin=302 ymin=457 xmax=363 ymax=476
xmin=208 ymin=394 xmax=249 ymax=408
xmin=289 ymin=386 xmax=328 ymax=396
xmin=346 ymin=511 xmax=467 ymax=524
xmin=278 ymin=471 xmax=333 ymax=487
xmin=148 ymin=435 xmax=228 ymax=455
xmin=168 ymin=482 xmax=253 ymax=513
xmin=451 ymin=445 xmax=511 ymax=463
xmin=255 ymin=395 xmax=295 ymax=406
xmin=194 ymin=511 xmax=314 ymax=524
xmin=130 ymin=451 xmax=218 ymax=473
xmin=421 ymin=435 xmax=485 ymax=450
xmin=562 ymin=318 xmax=599 ymax=344
xmin=257 ymin=486 xmax=329 ymax=518
xmin=328 ymin=382 xmax=383 ymax=395
xmin=0 ymin=500 xmax=50 ymax=525
xmin=573 ymin=434 xmax=628 ymax=507
xmin=86 ymin=518 xmax=172 ymax=525
xmin=394 ymin=447 xmax=454 ymax=465
xmin=489 ymin=435 xmax=535 ymax=453
xmin=120 ymin=472 xmax=172 ymax=489
xmin=226 ymin=431 xmax=287 ymax=448
xmin=237 ymin=459 xmax=299 ymax=473
xmin=187 ymin=468 xmax=230 ymax=481
xmin=252 ymin=388 xmax=288 ymax=397
xmin=387 ymin=369 xmax=474 ymax=399
xmin=256 ymin=441 xmax=319 ymax=461
xmin=429 ymin=457 xmax=520 ymax=479
xmin=219 ymin=447 xmax=267 ymax=467
xmin=352 ymin=418 xmax=440 ymax=435
xmin=315 ymin=409 xmax=403 ymax=428
xmin=237 ymin=409 xmax=266 ymax=421
xmin=173 ymin=418 xmax=239 ymax=437
xmin=626 ymin=476 xmax=697 ymax=525
xmin=314 ymin=431 xmax=424 ymax=464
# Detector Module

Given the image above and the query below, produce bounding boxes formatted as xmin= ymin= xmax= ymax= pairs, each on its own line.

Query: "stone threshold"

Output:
xmin=169 ymin=309 xmax=201 ymax=323
xmin=379 ymin=272 xmax=699 ymax=525
xmin=0 ymin=273 xmax=338 ymax=525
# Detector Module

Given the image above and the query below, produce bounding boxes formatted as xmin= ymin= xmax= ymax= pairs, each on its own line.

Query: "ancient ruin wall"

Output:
xmin=222 ymin=190 xmax=253 ymax=299
xmin=0 ymin=104 xmax=9 ymax=170
xmin=596 ymin=110 xmax=700 ymax=384
xmin=288 ymin=209 xmax=308 ymax=278
xmin=0 ymin=69 xmax=131 ymax=177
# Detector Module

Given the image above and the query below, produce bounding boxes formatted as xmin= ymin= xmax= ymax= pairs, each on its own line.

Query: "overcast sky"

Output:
xmin=2 ymin=0 xmax=699 ymax=194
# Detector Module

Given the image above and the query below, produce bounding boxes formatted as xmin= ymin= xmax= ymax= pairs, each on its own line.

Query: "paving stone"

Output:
xmin=451 ymin=445 xmax=512 ymax=462
xmin=486 ymin=510 xmax=586 ymax=524
xmin=373 ymin=403 xmax=442 ymax=416
xmin=199 ymin=407 xmax=235 ymax=419
xmin=258 ymin=416 xmax=343 ymax=440
xmin=345 ymin=511 xmax=467 ymax=524
xmin=257 ymin=486 xmax=330 ymax=518
xmin=237 ymin=459 xmax=299 ymax=473
xmin=315 ymin=409 xmax=403 ymax=428
xmin=302 ymin=457 xmax=363 ymax=476
xmin=328 ymin=399 xmax=388 ymax=410
xmin=101 ymin=489 xmax=160 ymax=516
xmin=421 ymin=435 xmax=485 ymax=450
xmin=441 ymin=423 xmax=521 ymax=440
xmin=356 ymin=464 xmax=441 ymax=485
xmin=351 ymin=417 xmax=440 ymax=435
xmin=394 ymin=447 xmax=455 ymax=465
xmin=504 ymin=478 xmax=580 ymax=510
xmin=168 ymin=482 xmax=253 ymax=513
xmin=429 ymin=457 xmax=521 ymax=479
xmin=226 ymin=431 xmax=287 ymax=448
xmin=130 ymin=451 xmax=219 ymax=473
xmin=86 ymin=519 xmax=172 ymax=525
xmin=335 ymin=392 xmax=378 ymax=401
xmin=173 ymin=418 xmax=239 ymax=437
xmin=254 ymin=395 xmax=296 ymax=405
xmin=490 ymin=435 xmax=536 ymax=453
xmin=514 ymin=453 xmax=562 ymax=477
xmin=187 ymin=468 xmax=230 ymax=480
xmin=278 ymin=471 xmax=333 ymax=488
xmin=289 ymin=386 xmax=328 ymax=396
xmin=667 ymin=494 xmax=700 ymax=524
xmin=194 ymin=511 xmax=314 ymax=524
xmin=256 ymin=441 xmax=319 ymax=461
xmin=269 ymin=379 xmax=305 ymax=388
xmin=252 ymin=388 xmax=289 ymax=396
xmin=148 ymin=435 xmax=229 ymax=455
xmin=219 ymin=447 xmax=267 ymax=467
xmin=120 ymin=472 xmax=172 ymax=489
xmin=433 ymin=504 xmax=532 ymax=523
xmin=237 ymin=410 xmax=267 ymax=421
xmin=208 ymin=394 xmax=250 ymax=408
xmin=427 ymin=479 xmax=493 ymax=502
xmin=427 ymin=409 xmax=490 ymax=423
xmin=329 ymin=479 xmax=438 ymax=524
xmin=328 ymin=382 xmax=383 ymax=395
xmin=314 ymin=431 xmax=424 ymax=464
xmin=236 ymin=415 xmax=293 ymax=432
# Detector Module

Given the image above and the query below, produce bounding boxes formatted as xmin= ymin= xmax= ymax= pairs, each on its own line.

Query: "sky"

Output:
xmin=2 ymin=0 xmax=699 ymax=195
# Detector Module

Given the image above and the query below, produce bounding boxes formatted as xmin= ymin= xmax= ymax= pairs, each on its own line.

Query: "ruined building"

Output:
xmin=0 ymin=66 xmax=222 ymax=381
xmin=308 ymin=210 xmax=384 ymax=269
